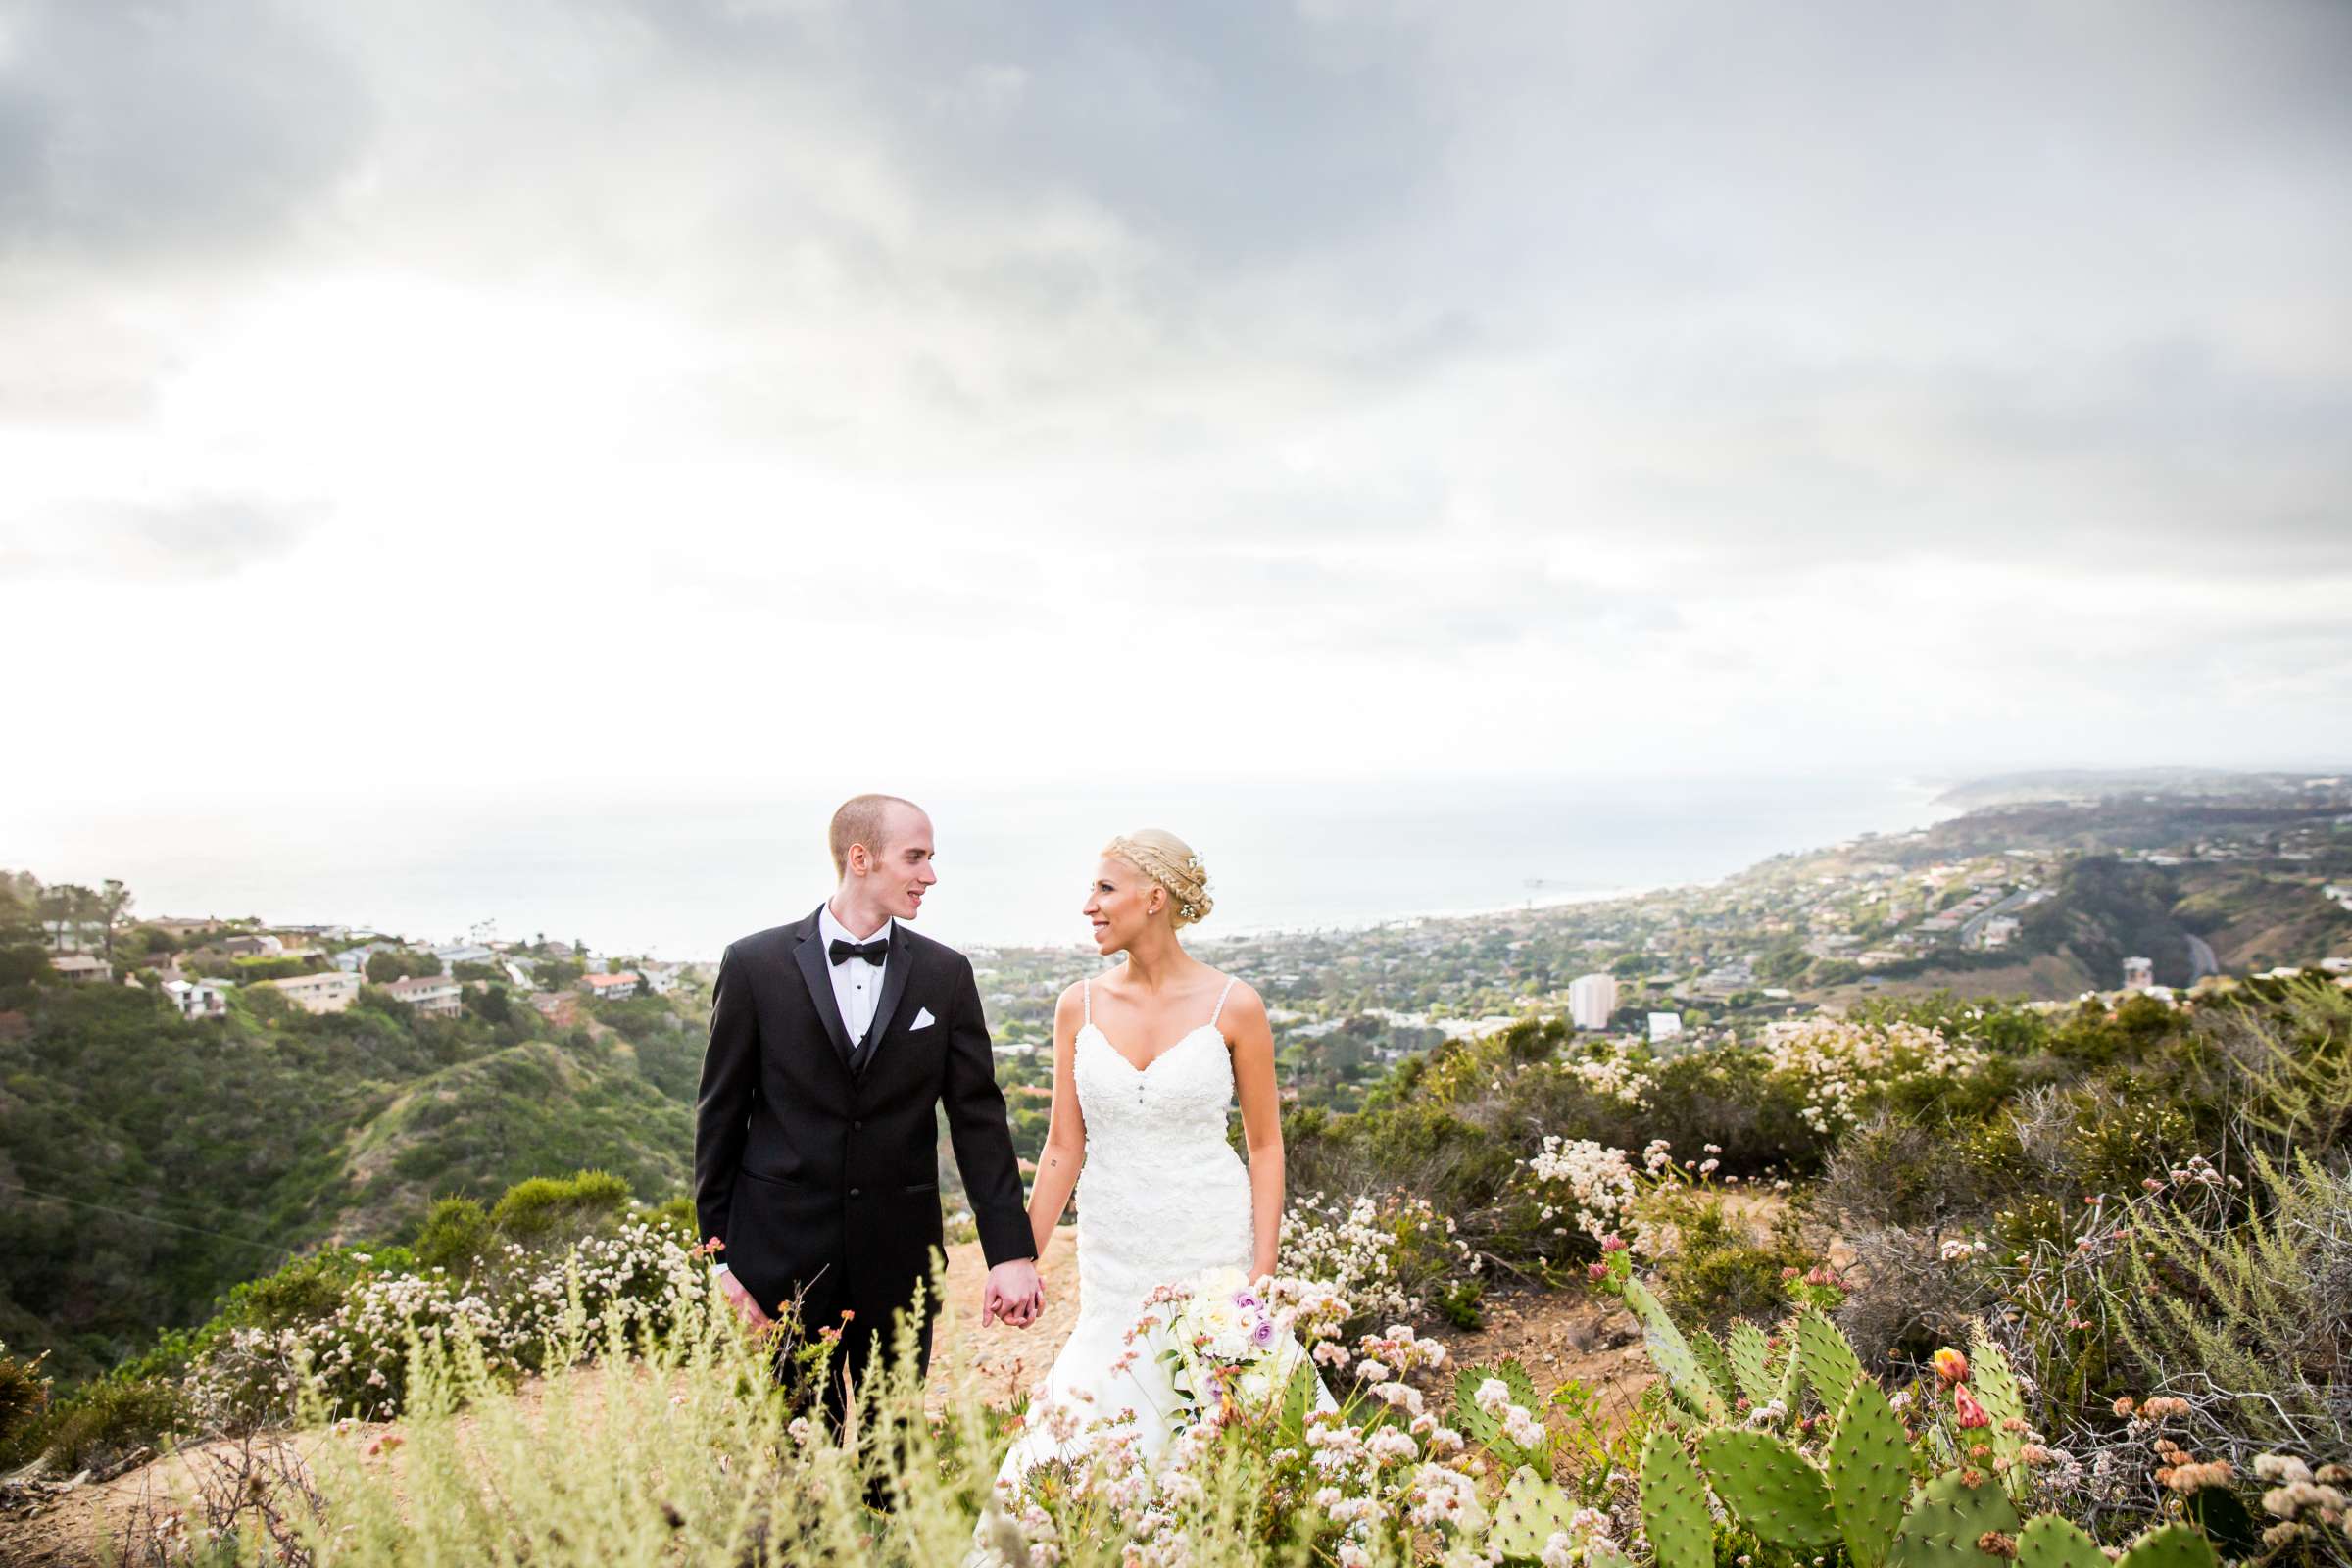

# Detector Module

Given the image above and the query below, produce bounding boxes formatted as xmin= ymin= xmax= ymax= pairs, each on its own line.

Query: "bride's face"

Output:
xmin=1082 ymin=856 xmax=1163 ymax=955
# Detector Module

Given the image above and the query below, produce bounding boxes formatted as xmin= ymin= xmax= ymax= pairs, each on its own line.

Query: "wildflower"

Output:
xmin=1954 ymin=1385 xmax=1990 ymax=1429
xmin=1474 ymin=1378 xmax=1512 ymax=1415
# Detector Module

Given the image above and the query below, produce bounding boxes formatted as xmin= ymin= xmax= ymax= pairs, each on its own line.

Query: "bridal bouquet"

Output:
xmin=1145 ymin=1266 xmax=1309 ymax=1429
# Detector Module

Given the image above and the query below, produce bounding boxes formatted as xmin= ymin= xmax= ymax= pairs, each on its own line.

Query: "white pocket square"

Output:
xmin=911 ymin=1006 xmax=936 ymax=1031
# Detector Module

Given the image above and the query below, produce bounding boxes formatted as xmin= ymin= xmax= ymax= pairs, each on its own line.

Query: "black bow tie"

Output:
xmin=828 ymin=936 xmax=888 ymax=967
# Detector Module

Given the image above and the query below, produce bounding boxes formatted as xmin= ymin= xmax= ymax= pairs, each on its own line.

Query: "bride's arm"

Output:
xmin=1025 ymin=984 xmax=1089 ymax=1260
xmin=1224 ymin=982 xmax=1284 ymax=1283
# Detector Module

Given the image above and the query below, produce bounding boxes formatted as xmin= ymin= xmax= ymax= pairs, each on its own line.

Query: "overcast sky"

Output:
xmin=4 ymin=0 xmax=2348 ymax=816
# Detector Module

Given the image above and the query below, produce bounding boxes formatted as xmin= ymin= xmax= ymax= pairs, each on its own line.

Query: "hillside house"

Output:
xmin=50 ymin=954 xmax=112 ymax=984
xmin=580 ymin=970 xmax=641 ymax=1001
xmin=267 ymin=970 xmax=362 ymax=1014
xmin=223 ymin=934 xmax=285 ymax=957
xmin=164 ymin=978 xmax=232 ymax=1019
xmin=385 ymin=974 xmax=464 ymax=1018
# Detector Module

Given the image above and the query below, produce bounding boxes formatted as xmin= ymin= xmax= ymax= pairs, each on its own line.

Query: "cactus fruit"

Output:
xmin=1453 ymin=1360 xmax=1545 ymax=1468
xmin=1640 ymin=1430 xmax=1715 ymax=1568
xmin=1691 ymin=1324 xmax=1740 ymax=1411
xmin=2015 ymin=1515 xmax=2109 ymax=1568
xmin=1829 ymin=1379 xmax=1912 ymax=1568
xmin=2116 ymin=1524 xmax=2223 ymax=1568
xmin=1623 ymin=1278 xmax=1729 ymax=1421
xmin=1698 ymin=1429 xmax=1841 ymax=1552
xmin=1963 ymin=1324 xmax=2028 ymax=1479
xmin=1727 ymin=1319 xmax=1775 ymax=1407
xmin=1491 ymin=1465 xmax=1580 ymax=1559
xmin=1888 ymin=1467 xmax=2023 ymax=1568
xmin=1796 ymin=1310 xmax=1865 ymax=1419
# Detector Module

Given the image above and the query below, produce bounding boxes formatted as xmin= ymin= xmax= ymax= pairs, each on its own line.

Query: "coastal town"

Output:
xmin=21 ymin=774 xmax=2347 ymax=1126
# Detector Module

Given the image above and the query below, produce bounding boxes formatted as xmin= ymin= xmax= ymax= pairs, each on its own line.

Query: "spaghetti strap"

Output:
xmin=1082 ymin=977 xmax=1092 ymax=1026
xmin=1208 ymin=976 xmax=1238 ymax=1029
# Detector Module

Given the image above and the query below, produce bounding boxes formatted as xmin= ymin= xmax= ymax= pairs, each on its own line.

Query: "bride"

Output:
xmin=991 ymin=829 xmax=1329 ymax=1484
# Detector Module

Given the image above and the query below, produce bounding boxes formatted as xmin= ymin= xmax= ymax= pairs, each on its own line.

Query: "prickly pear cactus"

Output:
xmin=1964 ymin=1323 xmax=2028 ymax=1478
xmin=1727 ymin=1319 xmax=1775 ymax=1406
xmin=1623 ymin=1277 xmax=1729 ymax=1421
xmin=2015 ymin=1515 xmax=2108 ymax=1568
xmin=2117 ymin=1524 xmax=2223 ymax=1568
xmin=1796 ymin=1309 xmax=1865 ymax=1419
xmin=1886 ymin=1466 xmax=2022 ymax=1568
xmin=1691 ymin=1324 xmax=1740 ymax=1412
xmin=1453 ymin=1359 xmax=1545 ymax=1468
xmin=1828 ymin=1379 xmax=1912 ymax=1568
xmin=1698 ymin=1429 xmax=1841 ymax=1552
xmin=1491 ymin=1465 xmax=1580 ymax=1560
xmin=1640 ymin=1430 xmax=1715 ymax=1568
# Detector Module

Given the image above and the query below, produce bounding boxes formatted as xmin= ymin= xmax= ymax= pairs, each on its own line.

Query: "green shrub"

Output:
xmin=416 ymin=1195 xmax=495 ymax=1273
xmin=0 ymin=1341 xmax=52 ymax=1469
xmin=38 ymin=1373 xmax=191 ymax=1470
xmin=1647 ymin=1192 xmax=1809 ymax=1328
xmin=489 ymin=1168 xmax=633 ymax=1239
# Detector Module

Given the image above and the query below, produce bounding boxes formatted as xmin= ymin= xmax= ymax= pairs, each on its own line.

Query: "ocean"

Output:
xmin=4 ymin=773 xmax=1958 ymax=957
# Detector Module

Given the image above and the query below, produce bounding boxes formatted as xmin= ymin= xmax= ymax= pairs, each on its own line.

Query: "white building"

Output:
xmin=267 ymin=970 xmax=362 ymax=1015
xmin=164 ymin=978 xmax=232 ymax=1019
xmin=385 ymin=974 xmax=464 ymax=1018
xmin=1647 ymin=1011 xmax=1684 ymax=1045
xmin=2123 ymin=956 xmax=2154 ymax=991
xmin=1567 ymin=973 xmax=1618 ymax=1031
xmin=49 ymin=954 xmax=112 ymax=984
xmin=1980 ymin=916 xmax=2021 ymax=950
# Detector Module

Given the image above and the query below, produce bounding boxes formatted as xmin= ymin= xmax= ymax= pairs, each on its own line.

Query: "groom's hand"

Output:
xmin=714 ymin=1266 xmax=773 ymax=1330
xmin=982 ymin=1258 xmax=1043 ymax=1328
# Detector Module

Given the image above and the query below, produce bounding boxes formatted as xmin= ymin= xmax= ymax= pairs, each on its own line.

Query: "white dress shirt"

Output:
xmin=817 ymin=902 xmax=894 ymax=1046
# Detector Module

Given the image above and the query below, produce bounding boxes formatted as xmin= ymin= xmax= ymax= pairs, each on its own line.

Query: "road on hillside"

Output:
xmin=1959 ymin=886 xmax=2038 ymax=948
xmin=2184 ymin=931 xmax=2219 ymax=980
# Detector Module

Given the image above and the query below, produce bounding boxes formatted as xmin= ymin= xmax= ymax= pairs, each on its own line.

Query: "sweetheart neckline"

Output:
xmin=1077 ymin=1020 xmax=1225 ymax=1078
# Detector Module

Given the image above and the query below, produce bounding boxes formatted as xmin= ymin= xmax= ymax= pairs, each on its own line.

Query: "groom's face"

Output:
xmin=864 ymin=806 xmax=938 ymax=921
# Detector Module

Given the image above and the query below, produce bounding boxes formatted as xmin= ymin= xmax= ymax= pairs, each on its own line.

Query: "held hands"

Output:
xmin=982 ymin=1257 xmax=1043 ymax=1328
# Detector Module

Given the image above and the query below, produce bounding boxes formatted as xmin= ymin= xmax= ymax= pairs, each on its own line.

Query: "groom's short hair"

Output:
xmin=830 ymin=793 xmax=920 ymax=877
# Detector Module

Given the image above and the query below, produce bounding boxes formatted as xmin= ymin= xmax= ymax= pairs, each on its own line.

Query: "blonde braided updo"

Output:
xmin=1104 ymin=829 xmax=1214 ymax=929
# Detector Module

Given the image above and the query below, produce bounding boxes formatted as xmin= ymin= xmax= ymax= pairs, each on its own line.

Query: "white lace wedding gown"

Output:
xmin=993 ymin=976 xmax=1326 ymax=1484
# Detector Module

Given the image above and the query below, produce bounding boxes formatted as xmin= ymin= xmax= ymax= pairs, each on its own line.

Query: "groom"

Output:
xmin=694 ymin=793 xmax=1042 ymax=1419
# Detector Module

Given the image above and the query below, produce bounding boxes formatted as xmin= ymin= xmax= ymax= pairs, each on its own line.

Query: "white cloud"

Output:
xmin=0 ymin=0 xmax=2346 ymax=814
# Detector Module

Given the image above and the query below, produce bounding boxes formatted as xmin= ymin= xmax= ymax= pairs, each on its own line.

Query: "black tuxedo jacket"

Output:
xmin=693 ymin=905 xmax=1033 ymax=1359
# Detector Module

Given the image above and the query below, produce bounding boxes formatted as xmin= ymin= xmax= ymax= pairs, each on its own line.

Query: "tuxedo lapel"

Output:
xmin=790 ymin=906 xmax=857 ymax=1072
xmin=850 ymin=920 xmax=917 ymax=1080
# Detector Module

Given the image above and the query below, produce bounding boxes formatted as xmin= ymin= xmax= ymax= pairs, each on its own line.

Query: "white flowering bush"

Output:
xmin=185 ymin=1218 xmax=710 ymax=1428
xmin=1551 ymin=1040 xmax=1655 ymax=1109
xmin=1279 ymin=1191 xmax=1482 ymax=1338
xmin=987 ymin=1301 xmax=1486 ymax=1568
xmin=1759 ymin=1015 xmax=1986 ymax=1134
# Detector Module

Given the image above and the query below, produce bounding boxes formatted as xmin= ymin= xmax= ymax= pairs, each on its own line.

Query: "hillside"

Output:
xmin=0 ymin=969 xmax=698 ymax=1382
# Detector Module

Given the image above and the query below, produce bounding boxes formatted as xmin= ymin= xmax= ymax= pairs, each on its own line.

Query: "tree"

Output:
xmin=98 ymin=880 xmax=133 ymax=963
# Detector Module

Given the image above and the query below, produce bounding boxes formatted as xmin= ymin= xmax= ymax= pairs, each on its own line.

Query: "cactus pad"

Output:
xmin=1887 ymin=1466 xmax=2022 ymax=1568
xmin=1452 ymin=1359 xmax=1545 ymax=1469
xmin=1491 ymin=1465 xmax=1580 ymax=1559
xmin=1640 ymin=1430 xmax=1715 ymax=1568
xmin=1796 ymin=1310 xmax=1866 ymax=1418
xmin=1623 ymin=1277 xmax=1729 ymax=1421
xmin=1699 ymin=1429 xmax=1841 ymax=1552
xmin=2016 ymin=1515 xmax=2108 ymax=1568
xmin=1691 ymin=1324 xmax=1741 ymax=1411
xmin=2117 ymin=1524 xmax=2222 ymax=1568
xmin=1963 ymin=1324 xmax=2028 ymax=1479
xmin=1829 ymin=1379 xmax=1912 ymax=1568
xmin=1727 ymin=1319 xmax=1775 ymax=1406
